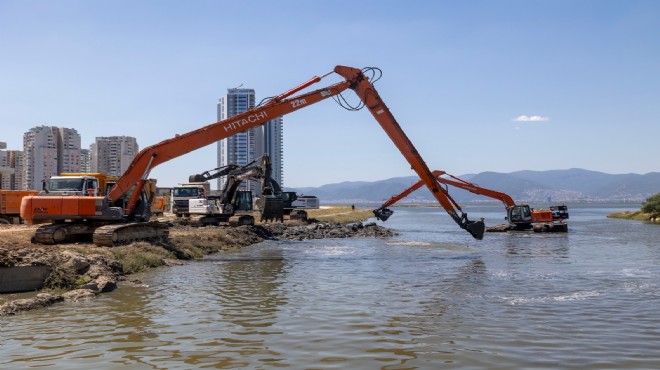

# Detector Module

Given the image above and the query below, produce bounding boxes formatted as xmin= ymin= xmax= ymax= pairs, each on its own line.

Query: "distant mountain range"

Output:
xmin=286 ymin=168 xmax=660 ymax=204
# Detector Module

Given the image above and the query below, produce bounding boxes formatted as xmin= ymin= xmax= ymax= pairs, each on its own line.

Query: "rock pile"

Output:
xmin=261 ymin=221 xmax=397 ymax=241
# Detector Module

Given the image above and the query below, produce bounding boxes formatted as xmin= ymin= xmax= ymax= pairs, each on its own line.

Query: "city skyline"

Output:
xmin=0 ymin=128 xmax=140 ymax=190
xmin=1 ymin=1 xmax=659 ymax=188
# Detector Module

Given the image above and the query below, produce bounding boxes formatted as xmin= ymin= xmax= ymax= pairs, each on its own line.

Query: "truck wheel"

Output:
xmin=0 ymin=218 xmax=10 ymax=225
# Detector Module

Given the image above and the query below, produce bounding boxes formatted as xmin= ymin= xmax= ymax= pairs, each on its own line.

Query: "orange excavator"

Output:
xmin=373 ymin=170 xmax=568 ymax=232
xmin=21 ymin=66 xmax=486 ymax=246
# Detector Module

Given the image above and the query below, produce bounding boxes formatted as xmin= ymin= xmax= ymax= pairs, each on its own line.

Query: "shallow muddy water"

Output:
xmin=2 ymin=204 xmax=659 ymax=369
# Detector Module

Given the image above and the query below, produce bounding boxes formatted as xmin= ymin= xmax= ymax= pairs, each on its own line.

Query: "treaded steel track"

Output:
xmin=92 ymin=222 xmax=170 ymax=247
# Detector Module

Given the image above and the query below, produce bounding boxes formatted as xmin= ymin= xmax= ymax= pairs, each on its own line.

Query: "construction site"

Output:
xmin=2 ymin=65 xmax=568 ymax=315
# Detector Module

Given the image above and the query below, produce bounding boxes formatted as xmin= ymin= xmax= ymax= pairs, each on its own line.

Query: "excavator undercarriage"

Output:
xmin=33 ymin=221 xmax=169 ymax=247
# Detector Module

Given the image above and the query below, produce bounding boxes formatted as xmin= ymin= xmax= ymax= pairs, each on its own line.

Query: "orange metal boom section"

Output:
xmin=379 ymin=170 xmax=516 ymax=211
xmin=334 ymin=67 xmax=484 ymax=238
xmin=107 ymin=76 xmax=352 ymax=214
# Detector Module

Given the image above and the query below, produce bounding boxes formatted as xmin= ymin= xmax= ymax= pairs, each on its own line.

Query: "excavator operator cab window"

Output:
xmin=509 ymin=207 xmax=521 ymax=222
xmin=233 ymin=191 xmax=253 ymax=211
xmin=509 ymin=205 xmax=532 ymax=223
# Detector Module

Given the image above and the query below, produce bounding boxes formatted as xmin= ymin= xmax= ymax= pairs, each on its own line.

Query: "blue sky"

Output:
xmin=1 ymin=0 xmax=659 ymax=188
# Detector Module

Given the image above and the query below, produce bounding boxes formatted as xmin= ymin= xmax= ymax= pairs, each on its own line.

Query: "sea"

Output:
xmin=1 ymin=203 xmax=659 ymax=369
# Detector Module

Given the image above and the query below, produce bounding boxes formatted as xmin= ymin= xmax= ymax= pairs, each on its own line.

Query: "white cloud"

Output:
xmin=513 ymin=115 xmax=550 ymax=122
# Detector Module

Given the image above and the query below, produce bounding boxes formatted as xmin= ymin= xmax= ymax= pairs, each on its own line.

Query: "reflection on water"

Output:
xmin=2 ymin=204 xmax=660 ymax=369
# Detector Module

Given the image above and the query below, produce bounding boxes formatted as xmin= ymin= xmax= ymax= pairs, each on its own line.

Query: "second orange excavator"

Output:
xmin=373 ymin=170 xmax=568 ymax=232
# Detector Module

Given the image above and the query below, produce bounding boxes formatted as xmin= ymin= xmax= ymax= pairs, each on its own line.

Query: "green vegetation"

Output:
xmin=110 ymin=243 xmax=176 ymax=274
xmin=641 ymin=193 xmax=660 ymax=217
xmin=607 ymin=211 xmax=652 ymax=221
xmin=608 ymin=193 xmax=660 ymax=224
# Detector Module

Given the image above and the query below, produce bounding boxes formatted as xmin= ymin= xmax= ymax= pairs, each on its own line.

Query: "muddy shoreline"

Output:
xmin=0 ymin=214 xmax=395 ymax=316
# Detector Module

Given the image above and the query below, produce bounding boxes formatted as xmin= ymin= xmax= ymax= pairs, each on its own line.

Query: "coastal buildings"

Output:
xmin=5 ymin=129 xmax=138 ymax=190
xmin=22 ymin=126 xmax=82 ymax=190
xmin=80 ymin=148 xmax=92 ymax=173
xmin=0 ymin=142 xmax=23 ymax=190
xmin=90 ymin=136 xmax=139 ymax=177
xmin=216 ymin=88 xmax=284 ymax=194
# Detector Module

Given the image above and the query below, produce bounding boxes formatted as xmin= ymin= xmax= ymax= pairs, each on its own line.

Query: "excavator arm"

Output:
xmin=217 ymin=161 xmax=265 ymax=205
xmin=107 ymin=74 xmax=353 ymax=215
xmin=374 ymin=170 xmax=516 ymax=222
xmin=189 ymin=164 xmax=240 ymax=183
xmin=334 ymin=66 xmax=484 ymax=239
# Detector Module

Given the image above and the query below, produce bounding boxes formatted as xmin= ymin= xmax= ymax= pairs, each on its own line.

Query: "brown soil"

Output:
xmin=0 ymin=209 xmax=395 ymax=316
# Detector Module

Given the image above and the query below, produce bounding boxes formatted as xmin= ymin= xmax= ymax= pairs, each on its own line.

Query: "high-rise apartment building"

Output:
xmin=0 ymin=142 xmax=24 ymax=190
xmin=216 ymin=88 xmax=283 ymax=194
xmin=22 ymin=126 xmax=82 ymax=190
xmin=80 ymin=149 xmax=92 ymax=173
xmin=91 ymin=136 xmax=139 ymax=177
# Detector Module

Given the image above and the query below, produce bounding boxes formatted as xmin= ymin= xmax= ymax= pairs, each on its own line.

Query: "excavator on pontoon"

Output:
xmin=373 ymin=170 xmax=568 ymax=232
xmin=21 ymin=65 xmax=486 ymax=246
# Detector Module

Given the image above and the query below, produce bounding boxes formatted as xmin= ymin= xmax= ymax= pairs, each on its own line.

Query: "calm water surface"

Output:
xmin=1 ymin=204 xmax=659 ymax=369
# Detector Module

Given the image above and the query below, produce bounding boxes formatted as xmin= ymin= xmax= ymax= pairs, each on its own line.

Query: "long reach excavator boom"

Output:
xmin=374 ymin=170 xmax=568 ymax=232
xmin=21 ymin=66 xmax=485 ymax=245
xmin=374 ymin=170 xmax=514 ymax=222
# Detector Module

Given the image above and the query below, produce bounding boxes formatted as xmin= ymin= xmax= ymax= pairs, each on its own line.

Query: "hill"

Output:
xmin=286 ymin=168 xmax=660 ymax=204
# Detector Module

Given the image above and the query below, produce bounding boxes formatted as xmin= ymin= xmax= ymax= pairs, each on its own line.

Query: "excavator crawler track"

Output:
xmin=92 ymin=222 xmax=170 ymax=247
xmin=34 ymin=223 xmax=96 ymax=244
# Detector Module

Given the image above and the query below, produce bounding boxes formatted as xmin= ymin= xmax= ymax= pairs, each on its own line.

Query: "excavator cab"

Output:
xmin=506 ymin=205 xmax=534 ymax=230
xmin=232 ymin=190 xmax=253 ymax=212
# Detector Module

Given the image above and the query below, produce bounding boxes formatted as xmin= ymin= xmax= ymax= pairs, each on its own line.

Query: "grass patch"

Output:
xmin=307 ymin=206 xmax=374 ymax=223
xmin=110 ymin=242 xmax=175 ymax=274
xmin=607 ymin=211 xmax=659 ymax=223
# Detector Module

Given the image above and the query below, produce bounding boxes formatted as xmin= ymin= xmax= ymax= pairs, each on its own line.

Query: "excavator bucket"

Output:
xmin=465 ymin=219 xmax=486 ymax=240
xmin=258 ymin=195 xmax=284 ymax=223
xmin=373 ymin=208 xmax=394 ymax=221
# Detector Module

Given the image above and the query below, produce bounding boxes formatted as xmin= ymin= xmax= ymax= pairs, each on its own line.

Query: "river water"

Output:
xmin=1 ymin=204 xmax=659 ymax=369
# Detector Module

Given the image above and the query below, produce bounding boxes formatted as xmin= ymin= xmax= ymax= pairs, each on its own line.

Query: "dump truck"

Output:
xmin=0 ymin=190 xmax=39 ymax=224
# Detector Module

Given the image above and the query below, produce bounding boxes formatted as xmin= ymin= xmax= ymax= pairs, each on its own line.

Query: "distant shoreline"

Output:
xmin=607 ymin=210 xmax=659 ymax=224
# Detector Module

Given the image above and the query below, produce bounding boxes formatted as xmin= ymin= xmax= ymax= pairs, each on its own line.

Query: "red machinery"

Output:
xmin=22 ymin=66 xmax=485 ymax=245
xmin=373 ymin=170 xmax=568 ymax=232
